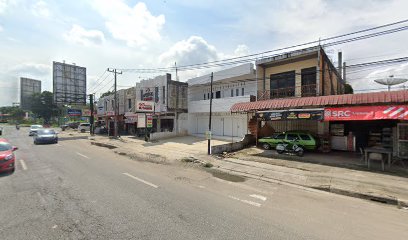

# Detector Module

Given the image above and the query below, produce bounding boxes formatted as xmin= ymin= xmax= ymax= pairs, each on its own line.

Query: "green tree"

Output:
xmin=344 ymin=83 xmax=354 ymax=94
xmin=30 ymin=91 xmax=60 ymax=124
xmin=100 ymin=91 xmax=113 ymax=98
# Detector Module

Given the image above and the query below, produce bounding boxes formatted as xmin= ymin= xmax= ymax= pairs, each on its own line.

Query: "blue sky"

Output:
xmin=1 ymin=0 xmax=408 ymax=106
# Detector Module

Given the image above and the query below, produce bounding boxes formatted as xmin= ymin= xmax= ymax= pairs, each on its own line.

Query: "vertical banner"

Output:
xmin=146 ymin=114 xmax=153 ymax=128
xmin=137 ymin=113 xmax=146 ymax=128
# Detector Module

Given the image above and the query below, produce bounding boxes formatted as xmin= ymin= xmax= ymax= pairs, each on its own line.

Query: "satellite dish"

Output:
xmin=374 ymin=75 xmax=408 ymax=91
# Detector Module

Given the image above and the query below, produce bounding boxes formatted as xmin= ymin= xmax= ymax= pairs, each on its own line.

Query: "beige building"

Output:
xmin=256 ymin=46 xmax=344 ymax=101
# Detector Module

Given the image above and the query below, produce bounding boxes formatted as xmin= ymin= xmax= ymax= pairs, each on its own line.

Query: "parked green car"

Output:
xmin=258 ymin=131 xmax=319 ymax=151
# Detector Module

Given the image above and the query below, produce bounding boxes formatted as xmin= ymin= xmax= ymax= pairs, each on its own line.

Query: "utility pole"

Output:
xmin=107 ymin=68 xmax=122 ymax=138
xmin=208 ymin=72 xmax=213 ymax=155
xmin=89 ymin=94 xmax=94 ymax=135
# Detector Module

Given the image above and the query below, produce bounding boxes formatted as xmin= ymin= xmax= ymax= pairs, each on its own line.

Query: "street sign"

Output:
xmin=205 ymin=131 xmax=212 ymax=140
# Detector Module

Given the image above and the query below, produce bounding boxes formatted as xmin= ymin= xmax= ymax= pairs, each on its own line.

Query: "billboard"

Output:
xmin=53 ymin=61 xmax=86 ymax=105
xmin=324 ymin=105 xmax=408 ymax=121
xmin=20 ymin=78 xmax=41 ymax=111
xmin=67 ymin=109 xmax=82 ymax=116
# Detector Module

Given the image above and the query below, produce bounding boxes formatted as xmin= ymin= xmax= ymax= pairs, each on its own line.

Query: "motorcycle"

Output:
xmin=276 ymin=138 xmax=304 ymax=157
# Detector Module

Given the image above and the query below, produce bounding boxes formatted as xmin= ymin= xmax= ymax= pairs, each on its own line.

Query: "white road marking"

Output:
xmin=20 ymin=159 xmax=27 ymax=170
xmin=76 ymin=152 xmax=90 ymax=159
xmin=55 ymin=144 xmax=62 ymax=147
xmin=249 ymin=194 xmax=267 ymax=201
xmin=228 ymin=195 xmax=261 ymax=207
xmin=52 ymin=225 xmax=58 ymax=229
xmin=198 ymin=185 xmax=206 ymax=189
xmin=123 ymin=173 xmax=159 ymax=189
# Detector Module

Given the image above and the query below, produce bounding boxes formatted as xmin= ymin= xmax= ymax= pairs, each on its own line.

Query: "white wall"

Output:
xmin=188 ymin=113 xmax=248 ymax=138
xmin=188 ymin=95 xmax=251 ymax=113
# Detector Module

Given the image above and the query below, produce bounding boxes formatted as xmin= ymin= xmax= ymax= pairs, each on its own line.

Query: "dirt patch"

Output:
xmin=206 ymin=169 xmax=246 ymax=182
xmin=90 ymin=142 xmax=117 ymax=149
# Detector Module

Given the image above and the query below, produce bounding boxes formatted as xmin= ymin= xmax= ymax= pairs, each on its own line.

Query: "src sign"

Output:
xmin=324 ymin=105 xmax=408 ymax=121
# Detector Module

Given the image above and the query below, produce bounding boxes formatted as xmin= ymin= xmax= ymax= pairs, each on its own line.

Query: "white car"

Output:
xmin=78 ymin=123 xmax=91 ymax=133
xmin=29 ymin=125 xmax=43 ymax=136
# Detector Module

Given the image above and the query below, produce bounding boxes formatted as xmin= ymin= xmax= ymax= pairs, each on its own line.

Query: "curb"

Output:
xmin=217 ymin=165 xmax=406 ymax=208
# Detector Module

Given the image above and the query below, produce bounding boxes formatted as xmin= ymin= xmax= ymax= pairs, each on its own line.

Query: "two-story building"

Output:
xmin=135 ymin=73 xmax=188 ymax=134
xmin=187 ymin=63 xmax=256 ymax=140
xmin=232 ymin=46 xmax=344 ymax=141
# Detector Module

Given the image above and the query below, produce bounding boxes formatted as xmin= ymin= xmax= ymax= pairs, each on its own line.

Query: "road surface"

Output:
xmin=1 ymin=125 xmax=407 ymax=239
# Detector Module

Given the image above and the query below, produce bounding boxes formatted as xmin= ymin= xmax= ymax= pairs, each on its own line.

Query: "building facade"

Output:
xmin=187 ymin=63 xmax=256 ymax=139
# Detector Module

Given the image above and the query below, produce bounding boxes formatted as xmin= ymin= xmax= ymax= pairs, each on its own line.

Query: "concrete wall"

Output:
xmin=150 ymin=131 xmax=188 ymax=141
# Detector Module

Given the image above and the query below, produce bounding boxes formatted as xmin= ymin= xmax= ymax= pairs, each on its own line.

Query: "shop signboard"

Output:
xmin=82 ymin=109 xmax=91 ymax=117
xmin=124 ymin=112 xmax=138 ymax=123
xmin=142 ymin=88 xmax=154 ymax=101
xmin=256 ymin=109 xmax=324 ymax=121
xmin=67 ymin=109 xmax=82 ymax=117
xmin=105 ymin=111 xmax=114 ymax=116
xmin=137 ymin=113 xmax=146 ymax=128
xmin=136 ymin=101 xmax=154 ymax=112
xmin=324 ymin=105 xmax=408 ymax=121
xmin=146 ymin=114 xmax=153 ymax=128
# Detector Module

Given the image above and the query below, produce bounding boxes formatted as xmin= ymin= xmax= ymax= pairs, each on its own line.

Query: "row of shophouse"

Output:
xmin=96 ymin=46 xmax=408 ymax=158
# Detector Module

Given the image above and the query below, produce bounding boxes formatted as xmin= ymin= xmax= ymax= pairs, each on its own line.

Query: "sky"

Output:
xmin=0 ymin=0 xmax=408 ymax=106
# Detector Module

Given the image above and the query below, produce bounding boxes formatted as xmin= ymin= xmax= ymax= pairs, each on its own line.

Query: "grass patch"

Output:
xmin=203 ymin=162 xmax=213 ymax=168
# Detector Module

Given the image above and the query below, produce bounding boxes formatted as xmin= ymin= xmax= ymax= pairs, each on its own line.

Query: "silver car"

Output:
xmin=29 ymin=125 xmax=43 ymax=136
xmin=33 ymin=129 xmax=58 ymax=144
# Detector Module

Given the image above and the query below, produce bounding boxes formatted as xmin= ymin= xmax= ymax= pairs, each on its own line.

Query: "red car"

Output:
xmin=0 ymin=138 xmax=18 ymax=174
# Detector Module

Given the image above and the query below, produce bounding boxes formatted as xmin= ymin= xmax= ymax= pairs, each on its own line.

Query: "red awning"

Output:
xmin=230 ymin=90 xmax=408 ymax=112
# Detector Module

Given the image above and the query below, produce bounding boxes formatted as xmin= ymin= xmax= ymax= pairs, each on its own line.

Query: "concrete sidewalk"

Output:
xmin=62 ymin=131 xmax=408 ymax=207
xmin=215 ymin=152 xmax=408 ymax=207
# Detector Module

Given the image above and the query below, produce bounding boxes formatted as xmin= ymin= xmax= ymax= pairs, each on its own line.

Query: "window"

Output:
xmin=162 ymin=86 xmax=165 ymax=104
xmin=207 ymin=93 xmax=210 ymax=99
xmin=299 ymin=134 xmax=312 ymax=141
xmin=286 ymin=133 xmax=299 ymax=141
xmin=231 ymin=89 xmax=234 ymax=97
xmin=204 ymin=94 xmax=206 ymax=100
xmin=128 ymin=99 xmax=132 ymax=110
xmin=241 ymin=88 xmax=244 ymax=96
xmin=301 ymin=67 xmax=317 ymax=97
xmin=236 ymin=89 xmax=239 ymax=96
xmin=140 ymin=90 xmax=143 ymax=101
xmin=111 ymin=100 xmax=114 ymax=110
xmin=215 ymin=91 xmax=221 ymax=99
xmin=155 ymin=87 xmax=159 ymax=103
xmin=270 ymin=71 xmax=296 ymax=98
xmin=274 ymin=134 xmax=285 ymax=140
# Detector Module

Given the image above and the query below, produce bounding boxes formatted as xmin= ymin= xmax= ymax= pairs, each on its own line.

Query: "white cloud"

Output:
xmin=233 ymin=44 xmax=250 ymax=57
xmin=64 ymin=24 xmax=105 ymax=46
xmin=0 ymin=24 xmax=3 ymax=32
xmin=0 ymin=0 xmax=13 ymax=14
xmin=10 ymin=63 xmax=51 ymax=77
xmin=91 ymin=0 xmax=165 ymax=47
xmin=159 ymin=36 xmax=219 ymax=66
xmin=31 ymin=0 xmax=50 ymax=18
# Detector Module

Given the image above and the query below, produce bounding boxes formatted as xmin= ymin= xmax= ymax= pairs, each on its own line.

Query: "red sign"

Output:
xmin=325 ymin=105 xmax=408 ymax=121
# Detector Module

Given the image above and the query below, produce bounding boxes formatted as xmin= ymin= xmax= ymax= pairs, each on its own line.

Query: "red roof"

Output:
xmin=230 ymin=90 xmax=408 ymax=112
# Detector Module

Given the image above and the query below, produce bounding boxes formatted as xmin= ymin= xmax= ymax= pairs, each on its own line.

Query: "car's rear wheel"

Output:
xmin=277 ymin=149 xmax=284 ymax=154
xmin=262 ymin=143 xmax=271 ymax=150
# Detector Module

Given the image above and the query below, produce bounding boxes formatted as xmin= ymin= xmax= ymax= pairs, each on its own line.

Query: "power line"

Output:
xmin=116 ymin=19 xmax=408 ymax=74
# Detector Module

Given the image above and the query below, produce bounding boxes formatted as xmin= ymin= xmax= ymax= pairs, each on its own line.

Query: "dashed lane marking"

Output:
xmin=20 ymin=159 xmax=28 ymax=170
xmin=123 ymin=172 xmax=159 ymax=189
xmin=228 ymin=195 xmax=261 ymax=207
xmin=249 ymin=194 xmax=267 ymax=201
xmin=76 ymin=152 xmax=90 ymax=159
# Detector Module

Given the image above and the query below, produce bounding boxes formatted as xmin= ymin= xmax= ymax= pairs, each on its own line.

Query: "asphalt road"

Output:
xmin=1 ymin=125 xmax=407 ymax=240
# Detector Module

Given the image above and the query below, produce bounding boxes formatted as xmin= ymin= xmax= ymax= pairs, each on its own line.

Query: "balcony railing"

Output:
xmin=257 ymin=84 xmax=317 ymax=100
